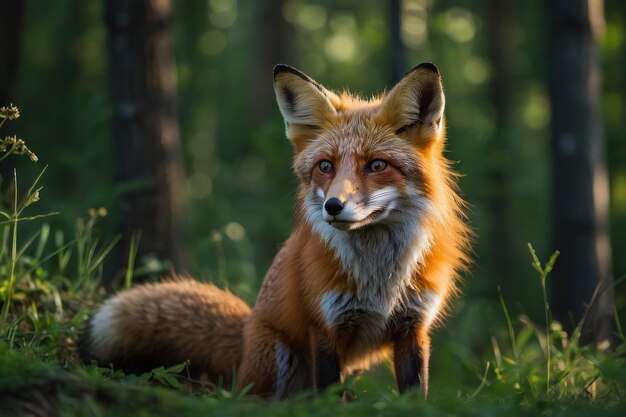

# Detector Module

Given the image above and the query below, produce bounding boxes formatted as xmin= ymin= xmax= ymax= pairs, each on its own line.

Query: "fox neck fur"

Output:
xmin=303 ymin=186 xmax=434 ymax=322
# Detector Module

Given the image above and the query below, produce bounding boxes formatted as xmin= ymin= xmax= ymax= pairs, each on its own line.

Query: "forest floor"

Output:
xmin=1 ymin=336 xmax=625 ymax=417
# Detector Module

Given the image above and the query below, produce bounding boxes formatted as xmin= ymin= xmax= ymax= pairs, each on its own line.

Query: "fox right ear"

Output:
xmin=376 ymin=62 xmax=445 ymax=147
xmin=273 ymin=65 xmax=338 ymax=152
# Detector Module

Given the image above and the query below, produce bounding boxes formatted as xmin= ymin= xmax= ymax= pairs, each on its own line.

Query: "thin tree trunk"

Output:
xmin=548 ymin=0 xmax=613 ymax=345
xmin=0 ymin=0 xmax=25 ymax=109
xmin=0 ymin=0 xmax=26 ymax=194
xmin=250 ymin=0 xmax=290 ymax=126
xmin=486 ymin=0 xmax=515 ymax=283
xmin=105 ymin=0 xmax=188 ymax=285
xmin=390 ymin=0 xmax=405 ymax=84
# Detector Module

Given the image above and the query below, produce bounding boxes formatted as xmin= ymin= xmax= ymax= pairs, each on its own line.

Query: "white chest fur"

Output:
xmin=306 ymin=183 xmax=436 ymax=329
xmin=314 ymin=220 xmax=434 ymax=327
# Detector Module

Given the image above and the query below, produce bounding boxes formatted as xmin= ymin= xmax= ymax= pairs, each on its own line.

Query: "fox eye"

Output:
xmin=318 ymin=160 xmax=334 ymax=174
xmin=367 ymin=159 xmax=387 ymax=173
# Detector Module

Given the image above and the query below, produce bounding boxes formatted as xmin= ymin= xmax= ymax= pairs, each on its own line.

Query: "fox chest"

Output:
xmin=318 ymin=289 xmax=441 ymax=351
xmin=311 ymin=212 xmax=437 ymax=350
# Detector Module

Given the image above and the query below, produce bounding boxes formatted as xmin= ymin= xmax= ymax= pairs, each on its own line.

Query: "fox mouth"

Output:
xmin=327 ymin=207 xmax=387 ymax=230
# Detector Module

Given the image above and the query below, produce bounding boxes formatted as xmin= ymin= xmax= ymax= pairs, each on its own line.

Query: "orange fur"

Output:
xmin=83 ymin=63 xmax=470 ymax=399
xmin=82 ymin=278 xmax=250 ymax=385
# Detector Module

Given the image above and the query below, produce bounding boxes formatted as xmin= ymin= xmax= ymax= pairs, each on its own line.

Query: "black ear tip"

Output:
xmin=416 ymin=62 xmax=439 ymax=74
xmin=401 ymin=62 xmax=440 ymax=79
xmin=273 ymin=64 xmax=292 ymax=79
xmin=274 ymin=64 xmax=310 ymax=82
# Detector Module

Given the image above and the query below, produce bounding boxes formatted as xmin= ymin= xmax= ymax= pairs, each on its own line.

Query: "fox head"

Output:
xmin=273 ymin=63 xmax=447 ymax=233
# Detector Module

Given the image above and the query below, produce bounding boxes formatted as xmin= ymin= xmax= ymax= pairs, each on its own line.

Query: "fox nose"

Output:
xmin=324 ymin=197 xmax=344 ymax=216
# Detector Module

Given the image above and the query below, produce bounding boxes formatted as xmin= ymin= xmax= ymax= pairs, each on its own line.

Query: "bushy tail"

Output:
xmin=80 ymin=278 xmax=251 ymax=385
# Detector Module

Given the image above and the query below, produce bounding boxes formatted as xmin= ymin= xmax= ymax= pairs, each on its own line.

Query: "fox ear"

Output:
xmin=273 ymin=64 xmax=338 ymax=151
xmin=377 ymin=62 xmax=445 ymax=146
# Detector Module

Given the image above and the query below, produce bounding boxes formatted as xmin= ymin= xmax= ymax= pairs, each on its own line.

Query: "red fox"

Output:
xmin=81 ymin=63 xmax=470 ymax=398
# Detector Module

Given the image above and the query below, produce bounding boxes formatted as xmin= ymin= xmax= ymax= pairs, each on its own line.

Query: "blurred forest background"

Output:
xmin=1 ymin=0 xmax=625 ymax=350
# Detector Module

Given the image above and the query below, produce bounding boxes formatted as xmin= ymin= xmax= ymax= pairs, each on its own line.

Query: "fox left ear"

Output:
xmin=377 ymin=62 xmax=445 ymax=146
xmin=273 ymin=64 xmax=339 ymax=152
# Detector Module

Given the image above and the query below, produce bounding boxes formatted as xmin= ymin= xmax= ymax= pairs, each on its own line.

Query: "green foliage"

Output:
xmin=0 ymin=106 xmax=115 ymax=356
xmin=0 ymin=104 xmax=37 ymax=163
xmin=528 ymin=243 xmax=560 ymax=396
xmin=2 ymin=336 xmax=626 ymax=417
xmin=0 ymin=107 xmax=52 ymax=326
xmin=479 ymin=246 xmax=625 ymax=405
xmin=124 ymin=231 xmax=142 ymax=289
xmin=72 ymin=208 xmax=120 ymax=291
xmin=136 ymin=362 xmax=190 ymax=390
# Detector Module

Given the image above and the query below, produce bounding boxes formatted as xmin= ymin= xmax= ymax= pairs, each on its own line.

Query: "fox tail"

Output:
xmin=80 ymin=278 xmax=251 ymax=385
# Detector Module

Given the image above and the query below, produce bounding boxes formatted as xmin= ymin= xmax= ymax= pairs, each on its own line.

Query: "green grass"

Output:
xmin=1 ymin=105 xmax=626 ymax=416
xmin=1 ymin=338 xmax=625 ymax=417
xmin=1 ymin=209 xmax=624 ymax=417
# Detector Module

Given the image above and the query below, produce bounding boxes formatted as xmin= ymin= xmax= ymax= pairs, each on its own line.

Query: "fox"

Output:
xmin=81 ymin=63 xmax=471 ymax=398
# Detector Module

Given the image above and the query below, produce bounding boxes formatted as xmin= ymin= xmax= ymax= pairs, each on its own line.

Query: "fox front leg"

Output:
xmin=393 ymin=324 xmax=430 ymax=396
xmin=315 ymin=345 xmax=341 ymax=391
xmin=311 ymin=330 xmax=341 ymax=391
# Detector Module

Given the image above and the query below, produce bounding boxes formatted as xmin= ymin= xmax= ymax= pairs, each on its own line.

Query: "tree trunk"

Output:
xmin=486 ymin=0 xmax=515 ymax=283
xmin=389 ymin=0 xmax=405 ymax=84
xmin=250 ymin=0 xmax=290 ymax=126
xmin=105 ymin=0 xmax=188 ymax=284
xmin=0 ymin=0 xmax=25 ymax=111
xmin=548 ymin=0 xmax=613 ymax=345
xmin=0 ymin=0 xmax=26 ymax=194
